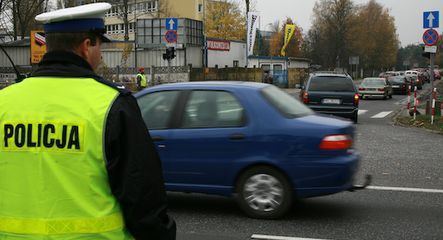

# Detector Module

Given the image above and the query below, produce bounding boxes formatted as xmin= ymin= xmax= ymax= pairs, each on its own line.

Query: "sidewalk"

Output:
xmin=282 ymin=88 xmax=301 ymax=97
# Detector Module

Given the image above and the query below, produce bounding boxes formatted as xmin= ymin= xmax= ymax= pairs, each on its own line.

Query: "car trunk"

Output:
xmin=307 ymin=91 xmax=356 ymax=107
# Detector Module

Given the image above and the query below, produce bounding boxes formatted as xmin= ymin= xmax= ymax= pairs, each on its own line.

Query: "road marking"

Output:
xmin=367 ymin=186 xmax=443 ymax=194
xmin=358 ymin=110 xmax=368 ymax=115
xmin=370 ymin=111 xmax=392 ymax=118
xmin=251 ymin=235 xmax=329 ymax=240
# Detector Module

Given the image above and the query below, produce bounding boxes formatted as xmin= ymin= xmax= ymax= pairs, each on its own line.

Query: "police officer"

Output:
xmin=137 ymin=67 xmax=147 ymax=90
xmin=0 ymin=3 xmax=175 ymax=239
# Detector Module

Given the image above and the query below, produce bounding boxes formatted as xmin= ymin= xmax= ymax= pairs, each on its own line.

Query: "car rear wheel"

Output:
xmin=236 ymin=166 xmax=292 ymax=219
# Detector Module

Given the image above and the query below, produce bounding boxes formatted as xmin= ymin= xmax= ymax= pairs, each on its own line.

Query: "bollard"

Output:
xmin=413 ymin=86 xmax=417 ymax=120
xmin=407 ymin=85 xmax=411 ymax=111
xmin=432 ymin=88 xmax=436 ymax=124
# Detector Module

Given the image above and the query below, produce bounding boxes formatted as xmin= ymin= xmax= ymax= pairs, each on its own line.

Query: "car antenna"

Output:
xmin=0 ymin=44 xmax=26 ymax=83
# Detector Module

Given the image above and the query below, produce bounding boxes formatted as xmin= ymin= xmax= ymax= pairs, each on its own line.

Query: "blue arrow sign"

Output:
xmin=423 ymin=11 xmax=439 ymax=28
xmin=166 ymin=18 xmax=178 ymax=31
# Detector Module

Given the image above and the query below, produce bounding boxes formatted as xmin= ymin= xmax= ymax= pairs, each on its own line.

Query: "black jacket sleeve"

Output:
xmin=105 ymin=93 xmax=176 ymax=240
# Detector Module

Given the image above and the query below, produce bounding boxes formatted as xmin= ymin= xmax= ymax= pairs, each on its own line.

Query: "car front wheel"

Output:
xmin=236 ymin=166 xmax=293 ymax=219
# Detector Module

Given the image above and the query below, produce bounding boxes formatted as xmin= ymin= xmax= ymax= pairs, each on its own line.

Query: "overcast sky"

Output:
xmin=255 ymin=0 xmax=443 ymax=47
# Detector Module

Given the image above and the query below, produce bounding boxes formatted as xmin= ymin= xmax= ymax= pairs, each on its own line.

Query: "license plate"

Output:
xmin=392 ymin=85 xmax=399 ymax=88
xmin=322 ymin=98 xmax=341 ymax=104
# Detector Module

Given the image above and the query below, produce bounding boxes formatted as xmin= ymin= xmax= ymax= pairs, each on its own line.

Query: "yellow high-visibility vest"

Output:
xmin=0 ymin=77 xmax=132 ymax=239
xmin=137 ymin=73 xmax=147 ymax=87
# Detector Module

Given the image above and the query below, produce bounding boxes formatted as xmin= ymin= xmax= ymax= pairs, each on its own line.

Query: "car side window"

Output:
xmin=181 ymin=90 xmax=245 ymax=128
xmin=136 ymin=91 xmax=180 ymax=130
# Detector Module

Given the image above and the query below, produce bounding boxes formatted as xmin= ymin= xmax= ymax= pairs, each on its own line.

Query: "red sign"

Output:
xmin=207 ymin=40 xmax=230 ymax=51
xmin=422 ymin=29 xmax=439 ymax=46
xmin=165 ymin=30 xmax=178 ymax=43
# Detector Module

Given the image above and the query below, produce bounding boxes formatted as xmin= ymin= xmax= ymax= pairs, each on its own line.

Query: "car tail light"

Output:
xmin=303 ymin=91 xmax=309 ymax=104
xmin=358 ymin=87 xmax=365 ymax=91
xmin=319 ymin=135 xmax=353 ymax=150
xmin=353 ymin=93 xmax=359 ymax=106
xmin=377 ymin=88 xmax=384 ymax=91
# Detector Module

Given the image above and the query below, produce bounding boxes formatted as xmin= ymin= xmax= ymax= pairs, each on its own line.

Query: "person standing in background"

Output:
xmin=137 ymin=67 xmax=147 ymax=90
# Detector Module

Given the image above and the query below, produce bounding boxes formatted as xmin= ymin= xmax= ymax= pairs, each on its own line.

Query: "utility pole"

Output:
xmin=134 ymin=0 xmax=138 ymax=70
xmin=430 ymin=53 xmax=435 ymax=106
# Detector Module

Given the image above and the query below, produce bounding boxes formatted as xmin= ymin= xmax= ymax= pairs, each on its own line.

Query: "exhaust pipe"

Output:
xmin=348 ymin=174 xmax=372 ymax=192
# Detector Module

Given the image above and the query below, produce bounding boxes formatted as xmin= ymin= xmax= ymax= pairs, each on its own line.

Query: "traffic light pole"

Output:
xmin=168 ymin=59 xmax=171 ymax=83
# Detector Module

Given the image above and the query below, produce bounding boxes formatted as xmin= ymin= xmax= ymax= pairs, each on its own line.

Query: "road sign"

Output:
xmin=422 ymin=29 xmax=439 ymax=46
xmin=165 ymin=30 xmax=178 ymax=43
xmin=425 ymin=45 xmax=437 ymax=53
xmin=166 ymin=18 xmax=178 ymax=31
xmin=423 ymin=11 xmax=439 ymax=28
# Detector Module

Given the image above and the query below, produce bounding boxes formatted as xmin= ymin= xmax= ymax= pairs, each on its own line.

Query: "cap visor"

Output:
xmin=100 ymin=33 xmax=111 ymax=42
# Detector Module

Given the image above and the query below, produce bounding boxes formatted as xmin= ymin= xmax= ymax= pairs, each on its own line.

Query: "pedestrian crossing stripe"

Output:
xmin=371 ymin=111 xmax=393 ymax=118
xmin=358 ymin=110 xmax=393 ymax=118
xmin=358 ymin=110 xmax=368 ymax=115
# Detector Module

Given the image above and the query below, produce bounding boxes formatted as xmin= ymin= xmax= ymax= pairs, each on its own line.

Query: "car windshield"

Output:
xmin=389 ymin=77 xmax=405 ymax=83
xmin=362 ymin=79 xmax=384 ymax=86
xmin=308 ymin=76 xmax=355 ymax=92
xmin=261 ymin=85 xmax=313 ymax=118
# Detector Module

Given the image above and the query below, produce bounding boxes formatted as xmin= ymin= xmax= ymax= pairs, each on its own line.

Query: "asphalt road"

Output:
xmin=168 ymin=84 xmax=443 ymax=240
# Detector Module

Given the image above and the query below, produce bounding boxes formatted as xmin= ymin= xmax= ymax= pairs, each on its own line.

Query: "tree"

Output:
xmin=306 ymin=0 xmax=355 ymax=69
xmin=350 ymin=0 xmax=398 ymax=75
xmin=0 ymin=0 xmax=50 ymax=40
xmin=204 ymin=0 xmax=245 ymax=41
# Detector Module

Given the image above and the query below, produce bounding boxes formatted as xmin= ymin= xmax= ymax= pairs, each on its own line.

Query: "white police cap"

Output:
xmin=35 ymin=3 xmax=112 ymax=42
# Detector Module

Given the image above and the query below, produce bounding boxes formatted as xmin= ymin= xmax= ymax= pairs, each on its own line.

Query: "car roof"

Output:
xmin=311 ymin=72 xmax=350 ymax=78
xmin=363 ymin=77 xmax=385 ymax=81
xmin=134 ymin=81 xmax=268 ymax=96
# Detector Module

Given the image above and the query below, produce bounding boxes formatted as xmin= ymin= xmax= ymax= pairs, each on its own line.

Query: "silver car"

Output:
xmin=358 ymin=78 xmax=393 ymax=99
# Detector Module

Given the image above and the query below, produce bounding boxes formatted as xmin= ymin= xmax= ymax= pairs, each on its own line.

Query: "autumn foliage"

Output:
xmin=204 ymin=0 xmax=246 ymax=41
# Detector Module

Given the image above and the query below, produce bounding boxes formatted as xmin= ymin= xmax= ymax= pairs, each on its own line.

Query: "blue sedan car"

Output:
xmin=134 ymin=81 xmax=361 ymax=219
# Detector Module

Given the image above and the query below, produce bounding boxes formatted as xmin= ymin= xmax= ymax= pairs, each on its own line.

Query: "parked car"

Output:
xmin=389 ymin=76 xmax=412 ymax=94
xmin=300 ymin=72 xmax=359 ymax=123
xmin=134 ymin=82 xmax=361 ymax=219
xmin=358 ymin=77 xmax=393 ymax=99
xmin=405 ymin=70 xmax=423 ymax=89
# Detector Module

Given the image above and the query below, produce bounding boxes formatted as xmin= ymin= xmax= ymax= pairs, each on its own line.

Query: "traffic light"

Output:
xmin=162 ymin=47 xmax=176 ymax=61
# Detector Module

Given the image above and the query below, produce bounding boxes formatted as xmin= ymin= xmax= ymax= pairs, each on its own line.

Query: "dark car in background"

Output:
xmin=389 ymin=76 xmax=412 ymax=94
xmin=134 ymin=82 xmax=361 ymax=219
xmin=300 ymin=72 xmax=359 ymax=123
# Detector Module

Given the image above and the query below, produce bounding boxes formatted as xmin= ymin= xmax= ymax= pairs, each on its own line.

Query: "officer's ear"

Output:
xmin=76 ymin=36 xmax=99 ymax=61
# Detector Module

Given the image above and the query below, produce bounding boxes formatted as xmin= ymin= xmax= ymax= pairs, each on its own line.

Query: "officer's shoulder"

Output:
xmin=94 ymin=77 xmax=131 ymax=95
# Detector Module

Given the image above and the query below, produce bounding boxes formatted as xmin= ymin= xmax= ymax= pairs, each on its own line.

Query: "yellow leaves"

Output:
xmin=204 ymin=0 xmax=245 ymax=41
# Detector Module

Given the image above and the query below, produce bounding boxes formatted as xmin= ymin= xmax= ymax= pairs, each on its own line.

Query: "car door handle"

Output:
xmin=229 ymin=133 xmax=245 ymax=140
xmin=151 ymin=136 xmax=164 ymax=141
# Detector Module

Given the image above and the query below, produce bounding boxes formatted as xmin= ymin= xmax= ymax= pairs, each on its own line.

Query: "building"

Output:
xmin=207 ymin=38 xmax=246 ymax=68
xmin=104 ymin=0 xmax=205 ymax=41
